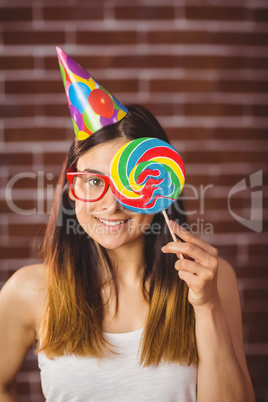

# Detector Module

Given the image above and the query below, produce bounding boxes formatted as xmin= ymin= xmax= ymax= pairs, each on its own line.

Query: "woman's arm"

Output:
xmin=194 ymin=258 xmax=254 ymax=402
xmin=161 ymin=221 xmax=255 ymax=402
xmin=0 ymin=266 xmax=42 ymax=401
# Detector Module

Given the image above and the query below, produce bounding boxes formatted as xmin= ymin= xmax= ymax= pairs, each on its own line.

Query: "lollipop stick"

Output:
xmin=162 ymin=210 xmax=184 ymax=260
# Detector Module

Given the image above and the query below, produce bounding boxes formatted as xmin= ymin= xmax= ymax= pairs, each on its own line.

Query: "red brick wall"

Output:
xmin=1 ymin=1 xmax=267 ymax=401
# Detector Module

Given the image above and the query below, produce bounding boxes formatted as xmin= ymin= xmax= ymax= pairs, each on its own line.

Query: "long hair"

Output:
xmin=38 ymin=105 xmax=197 ymax=366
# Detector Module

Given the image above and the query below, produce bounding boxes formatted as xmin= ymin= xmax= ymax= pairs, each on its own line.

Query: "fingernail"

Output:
xmin=161 ymin=246 xmax=166 ymax=252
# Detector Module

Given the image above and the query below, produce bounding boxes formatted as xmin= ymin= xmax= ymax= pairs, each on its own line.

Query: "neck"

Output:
xmin=107 ymin=238 xmax=146 ymax=286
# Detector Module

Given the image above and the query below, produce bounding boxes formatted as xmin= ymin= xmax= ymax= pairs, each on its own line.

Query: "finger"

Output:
xmin=178 ymin=269 xmax=201 ymax=289
xmin=175 ymin=258 xmax=202 ymax=275
xmin=175 ymin=259 xmax=216 ymax=285
xmin=169 ymin=220 xmax=218 ymax=258
xmin=162 ymin=241 xmax=213 ymax=267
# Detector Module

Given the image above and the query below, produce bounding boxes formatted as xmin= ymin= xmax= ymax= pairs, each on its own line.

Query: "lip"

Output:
xmin=95 ymin=217 xmax=129 ymax=232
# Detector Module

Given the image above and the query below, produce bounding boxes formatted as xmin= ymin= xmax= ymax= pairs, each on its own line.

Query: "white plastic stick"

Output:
xmin=162 ymin=210 xmax=184 ymax=260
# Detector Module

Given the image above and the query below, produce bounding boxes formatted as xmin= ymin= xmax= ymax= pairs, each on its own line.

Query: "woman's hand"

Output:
xmin=161 ymin=220 xmax=219 ymax=309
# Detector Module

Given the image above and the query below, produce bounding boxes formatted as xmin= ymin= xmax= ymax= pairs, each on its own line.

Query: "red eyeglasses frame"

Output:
xmin=66 ymin=166 xmax=111 ymax=202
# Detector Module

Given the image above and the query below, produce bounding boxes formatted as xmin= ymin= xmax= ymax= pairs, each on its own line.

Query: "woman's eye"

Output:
xmin=88 ymin=178 xmax=104 ymax=186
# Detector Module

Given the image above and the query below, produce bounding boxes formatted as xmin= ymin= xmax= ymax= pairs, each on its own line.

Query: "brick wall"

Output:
xmin=0 ymin=1 xmax=267 ymax=401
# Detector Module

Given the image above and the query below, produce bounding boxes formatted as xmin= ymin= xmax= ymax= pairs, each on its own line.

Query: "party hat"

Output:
xmin=56 ymin=46 xmax=128 ymax=140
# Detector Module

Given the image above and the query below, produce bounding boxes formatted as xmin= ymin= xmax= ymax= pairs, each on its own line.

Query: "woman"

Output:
xmin=0 ymin=103 xmax=255 ymax=401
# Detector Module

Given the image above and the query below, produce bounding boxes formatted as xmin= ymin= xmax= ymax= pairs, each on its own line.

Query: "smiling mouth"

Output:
xmin=96 ymin=218 xmax=129 ymax=227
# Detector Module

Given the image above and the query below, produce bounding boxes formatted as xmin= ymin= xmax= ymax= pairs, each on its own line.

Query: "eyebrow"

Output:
xmin=80 ymin=168 xmax=107 ymax=176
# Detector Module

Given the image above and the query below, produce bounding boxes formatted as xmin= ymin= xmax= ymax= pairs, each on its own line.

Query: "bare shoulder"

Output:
xmin=217 ymin=257 xmax=239 ymax=298
xmin=1 ymin=264 xmax=46 ymax=298
xmin=0 ymin=264 xmax=47 ymax=330
xmin=218 ymin=256 xmax=236 ymax=277
xmin=216 ymin=256 xmax=241 ymax=315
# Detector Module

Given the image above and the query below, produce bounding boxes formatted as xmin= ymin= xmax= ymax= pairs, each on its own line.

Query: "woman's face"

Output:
xmin=69 ymin=138 xmax=155 ymax=250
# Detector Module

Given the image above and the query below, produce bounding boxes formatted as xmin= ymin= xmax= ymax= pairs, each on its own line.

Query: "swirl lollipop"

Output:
xmin=110 ymin=137 xmax=185 ymax=258
xmin=110 ymin=137 xmax=185 ymax=214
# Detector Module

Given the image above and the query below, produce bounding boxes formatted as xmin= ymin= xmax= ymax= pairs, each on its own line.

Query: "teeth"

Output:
xmin=99 ymin=218 xmax=126 ymax=226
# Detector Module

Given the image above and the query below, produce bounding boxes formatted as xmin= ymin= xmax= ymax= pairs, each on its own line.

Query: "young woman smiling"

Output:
xmin=0 ymin=105 xmax=255 ymax=401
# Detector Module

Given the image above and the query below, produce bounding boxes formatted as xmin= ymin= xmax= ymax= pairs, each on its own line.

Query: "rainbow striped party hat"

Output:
xmin=56 ymin=46 xmax=128 ymax=140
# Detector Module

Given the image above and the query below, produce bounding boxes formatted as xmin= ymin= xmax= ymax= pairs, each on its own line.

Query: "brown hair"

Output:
xmin=38 ymin=105 xmax=197 ymax=366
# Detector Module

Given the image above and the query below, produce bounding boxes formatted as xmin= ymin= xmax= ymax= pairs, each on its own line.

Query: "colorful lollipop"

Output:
xmin=110 ymin=137 xmax=185 ymax=214
xmin=110 ymin=137 xmax=185 ymax=258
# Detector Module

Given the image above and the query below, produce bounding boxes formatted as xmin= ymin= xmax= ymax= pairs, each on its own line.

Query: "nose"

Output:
xmin=98 ymin=186 xmax=123 ymax=213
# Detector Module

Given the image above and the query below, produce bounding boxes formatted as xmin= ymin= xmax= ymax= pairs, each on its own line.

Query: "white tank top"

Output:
xmin=38 ymin=328 xmax=197 ymax=401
